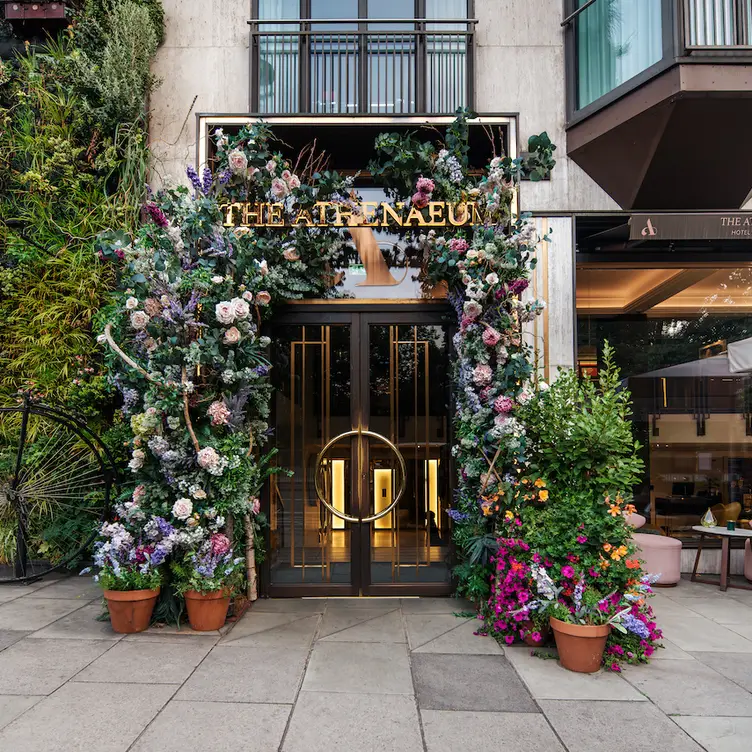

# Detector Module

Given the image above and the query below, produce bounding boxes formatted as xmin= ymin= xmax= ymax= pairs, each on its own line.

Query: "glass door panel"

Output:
xmin=269 ymin=324 xmax=355 ymax=589
xmin=367 ymin=324 xmax=451 ymax=586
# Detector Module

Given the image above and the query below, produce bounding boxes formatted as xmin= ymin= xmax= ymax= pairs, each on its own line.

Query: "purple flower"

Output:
xmin=144 ymin=202 xmax=169 ymax=228
xmin=621 ymin=613 xmax=650 ymax=639
xmin=186 ymin=165 xmax=202 ymax=194
xmin=254 ymin=365 xmax=270 ymax=377
xmin=219 ymin=169 xmax=232 ymax=185
xmin=508 ymin=279 xmax=529 ymax=296
xmin=447 ymin=508 xmax=470 ymax=522
xmin=202 ymin=166 xmax=213 ymax=194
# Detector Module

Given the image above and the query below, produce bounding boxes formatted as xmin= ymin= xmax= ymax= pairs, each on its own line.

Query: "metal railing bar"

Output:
xmin=251 ymin=29 xmax=475 ymax=37
xmin=249 ymin=18 xmax=478 ymax=25
xmin=561 ymin=0 xmax=600 ymax=27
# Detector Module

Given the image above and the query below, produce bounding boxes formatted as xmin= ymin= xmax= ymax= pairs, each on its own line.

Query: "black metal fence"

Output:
xmin=250 ymin=18 xmax=476 ymax=114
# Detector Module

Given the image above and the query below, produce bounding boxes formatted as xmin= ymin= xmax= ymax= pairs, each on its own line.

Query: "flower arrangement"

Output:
xmin=171 ymin=533 xmax=245 ymax=596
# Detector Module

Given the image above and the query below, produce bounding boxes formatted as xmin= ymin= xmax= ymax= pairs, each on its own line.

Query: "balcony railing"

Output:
xmin=683 ymin=0 xmax=752 ymax=49
xmin=249 ymin=18 xmax=476 ymax=115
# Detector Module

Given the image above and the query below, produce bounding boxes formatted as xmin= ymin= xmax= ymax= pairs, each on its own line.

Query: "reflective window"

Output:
xmin=576 ymin=0 xmax=663 ymax=108
xmin=577 ymin=263 xmax=752 ymax=542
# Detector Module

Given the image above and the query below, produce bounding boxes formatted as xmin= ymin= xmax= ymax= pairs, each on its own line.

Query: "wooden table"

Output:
xmin=691 ymin=525 xmax=752 ymax=592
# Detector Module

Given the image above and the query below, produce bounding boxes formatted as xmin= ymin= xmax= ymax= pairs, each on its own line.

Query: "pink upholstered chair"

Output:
xmin=626 ymin=514 xmax=682 ymax=586
xmin=745 ymin=539 xmax=752 ymax=583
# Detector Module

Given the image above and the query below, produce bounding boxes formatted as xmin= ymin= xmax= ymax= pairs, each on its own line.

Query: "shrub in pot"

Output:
xmin=83 ymin=518 xmax=172 ymax=633
xmin=173 ymin=533 xmax=245 ymax=631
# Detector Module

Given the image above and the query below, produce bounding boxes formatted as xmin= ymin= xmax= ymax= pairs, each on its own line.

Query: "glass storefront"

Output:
xmin=577 ymin=262 xmax=752 ymax=542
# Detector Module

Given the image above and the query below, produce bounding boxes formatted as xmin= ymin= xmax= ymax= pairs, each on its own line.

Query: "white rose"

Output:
xmin=192 ymin=489 xmax=207 ymax=500
xmin=215 ymin=301 xmax=235 ymax=325
xmin=231 ymin=297 xmax=250 ymax=319
xmin=224 ymin=326 xmax=241 ymax=344
xmin=212 ymin=275 xmax=224 ymax=284
xmin=172 ymin=498 xmax=193 ymax=520
xmin=259 ymin=260 xmax=269 ymax=276
xmin=228 ymin=148 xmax=248 ymax=175
xmin=125 ymin=296 xmax=139 ymax=310
xmin=288 ymin=174 xmax=301 ymax=189
xmin=485 ymin=272 xmax=499 ymax=286
xmin=130 ymin=311 xmax=149 ymax=330
xmin=197 ymin=446 xmax=221 ymax=470
xmin=242 ymin=291 xmax=253 ymax=302
xmin=466 ymin=250 xmax=479 ymax=260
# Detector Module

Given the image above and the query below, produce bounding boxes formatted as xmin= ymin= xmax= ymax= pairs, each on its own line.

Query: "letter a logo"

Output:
xmin=641 ymin=218 xmax=657 ymax=237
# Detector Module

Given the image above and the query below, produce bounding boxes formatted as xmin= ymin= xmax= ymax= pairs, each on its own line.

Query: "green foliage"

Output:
xmin=521 ymin=342 xmax=644 ymax=500
xmin=97 ymin=566 xmax=162 ymax=591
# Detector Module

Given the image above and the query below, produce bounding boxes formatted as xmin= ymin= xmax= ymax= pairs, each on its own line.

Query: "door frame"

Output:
xmin=262 ymin=302 xmax=456 ymax=597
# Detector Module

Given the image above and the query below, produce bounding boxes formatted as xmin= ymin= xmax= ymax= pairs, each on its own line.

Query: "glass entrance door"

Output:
xmin=267 ymin=309 xmax=453 ymax=595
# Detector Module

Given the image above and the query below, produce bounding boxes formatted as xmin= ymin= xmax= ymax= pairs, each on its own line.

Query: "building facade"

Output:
xmin=149 ymin=0 xmax=752 ymax=592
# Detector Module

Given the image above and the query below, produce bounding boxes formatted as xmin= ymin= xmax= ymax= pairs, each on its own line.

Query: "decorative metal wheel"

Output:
xmin=0 ymin=397 xmax=116 ymax=584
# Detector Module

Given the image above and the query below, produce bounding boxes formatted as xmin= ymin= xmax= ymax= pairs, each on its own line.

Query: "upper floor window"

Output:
xmin=252 ymin=0 xmax=473 ymax=114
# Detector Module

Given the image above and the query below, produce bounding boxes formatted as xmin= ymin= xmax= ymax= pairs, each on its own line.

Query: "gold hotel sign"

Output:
xmin=221 ymin=201 xmax=486 ymax=228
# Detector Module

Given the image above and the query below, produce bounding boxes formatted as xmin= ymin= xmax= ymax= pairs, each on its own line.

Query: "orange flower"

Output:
xmin=625 ymin=559 xmax=641 ymax=570
xmin=608 ymin=505 xmax=621 ymax=517
xmin=538 ymin=489 xmax=549 ymax=501
xmin=624 ymin=503 xmax=636 ymax=515
xmin=610 ymin=550 xmax=623 ymax=561
xmin=534 ymin=478 xmax=546 ymax=488
xmin=599 ymin=558 xmax=610 ymax=569
xmin=505 ymin=510 xmax=515 ymax=521
xmin=603 ymin=543 xmax=612 ymax=552
xmin=617 ymin=545 xmax=628 ymax=557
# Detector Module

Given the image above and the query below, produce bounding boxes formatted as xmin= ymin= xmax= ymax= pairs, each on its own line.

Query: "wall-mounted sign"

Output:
xmin=221 ymin=201 xmax=485 ymax=228
xmin=629 ymin=213 xmax=752 ymax=241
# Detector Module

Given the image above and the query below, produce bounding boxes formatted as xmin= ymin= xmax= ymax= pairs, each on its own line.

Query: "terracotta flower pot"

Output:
xmin=549 ymin=616 xmax=611 ymax=673
xmin=104 ymin=588 xmax=160 ymax=634
xmin=521 ymin=619 xmax=550 ymax=647
xmin=184 ymin=589 xmax=231 ymax=631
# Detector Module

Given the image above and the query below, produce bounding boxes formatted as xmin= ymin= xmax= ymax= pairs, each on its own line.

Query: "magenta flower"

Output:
xmin=576 ymin=535 xmax=588 ymax=544
xmin=483 ymin=328 xmax=502 ymax=347
xmin=561 ymin=565 xmax=574 ymax=579
xmin=449 ymin=238 xmax=468 ymax=252
xmin=504 ymin=635 xmax=514 ymax=645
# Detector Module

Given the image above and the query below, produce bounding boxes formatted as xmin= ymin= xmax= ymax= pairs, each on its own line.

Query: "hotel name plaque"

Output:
xmin=629 ymin=213 xmax=752 ymax=241
xmin=221 ymin=200 xmax=486 ymax=228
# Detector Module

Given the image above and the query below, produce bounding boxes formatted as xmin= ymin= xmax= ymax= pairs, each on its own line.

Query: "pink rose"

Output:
xmin=250 ymin=496 xmax=261 ymax=515
xmin=224 ymin=326 xmax=241 ymax=344
xmin=230 ymin=297 xmax=250 ymax=319
xmin=265 ymin=160 xmax=276 ymax=174
xmin=288 ymin=174 xmax=301 ymax=189
xmin=416 ymin=177 xmax=435 ymax=194
xmin=411 ymin=192 xmax=429 ymax=209
xmin=281 ymin=169 xmax=292 ymax=183
xmin=482 ymin=327 xmax=501 ymax=346
xmin=271 ymin=178 xmax=288 ymax=198
xmin=228 ymin=149 xmax=248 ymax=174
xmin=256 ymin=290 xmax=271 ymax=306
xmin=242 ymin=291 xmax=253 ymax=302
xmin=449 ymin=238 xmax=468 ymax=253
xmin=215 ymin=301 xmax=235 ymax=325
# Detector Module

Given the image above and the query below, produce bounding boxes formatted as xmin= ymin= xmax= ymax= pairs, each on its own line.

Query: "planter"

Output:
xmin=549 ymin=616 xmax=610 ymax=673
xmin=521 ymin=620 xmax=549 ymax=647
xmin=104 ymin=588 xmax=160 ymax=634
xmin=184 ymin=589 xmax=231 ymax=631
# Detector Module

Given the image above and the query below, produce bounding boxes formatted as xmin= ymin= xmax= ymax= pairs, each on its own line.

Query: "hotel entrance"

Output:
xmin=264 ymin=305 xmax=454 ymax=596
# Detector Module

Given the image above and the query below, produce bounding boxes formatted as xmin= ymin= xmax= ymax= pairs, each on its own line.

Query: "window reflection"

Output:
xmin=577 ymin=264 xmax=752 ymax=541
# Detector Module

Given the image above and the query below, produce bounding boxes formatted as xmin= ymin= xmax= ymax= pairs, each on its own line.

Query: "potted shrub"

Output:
xmin=173 ymin=533 xmax=244 ymax=631
xmin=84 ymin=518 xmax=171 ymax=633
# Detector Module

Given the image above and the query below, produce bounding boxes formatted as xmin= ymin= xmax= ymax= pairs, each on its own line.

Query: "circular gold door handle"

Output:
xmin=314 ymin=429 xmax=407 ymax=524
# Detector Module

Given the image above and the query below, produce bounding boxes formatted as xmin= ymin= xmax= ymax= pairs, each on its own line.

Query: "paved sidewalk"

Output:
xmin=0 ymin=576 xmax=751 ymax=750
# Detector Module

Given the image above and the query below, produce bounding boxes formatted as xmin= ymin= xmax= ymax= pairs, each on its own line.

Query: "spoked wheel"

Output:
xmin=0 ymin=398 xmax=116 ymax=584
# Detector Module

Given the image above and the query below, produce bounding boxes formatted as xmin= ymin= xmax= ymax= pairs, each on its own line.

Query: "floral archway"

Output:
xmin=93 ymin=113 xmax=557 ymax=615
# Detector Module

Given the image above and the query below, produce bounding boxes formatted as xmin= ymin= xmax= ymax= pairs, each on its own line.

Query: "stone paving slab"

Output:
xmin=411 ymin=653 xmax=538 ymax=712
xmin=625 ymin=659 xmax=752 ymax=716
xmin=319 ymin=609 xmax=405 ymax=644
xmin=25 ymin=577 xmax=101 ymax=602
xmin=657 ymin=614 xmax=752 ymax=653
xmin=222 ymin=613 xmax=320 ymax=649
xmin=0 ymin=629 xmax=32 ymax=652
xmin=539 ymin=700 xmax=703 ymax=752
xmin=131 ymin=699 xmax=291 ymax=752
xmin=325 ymin=597 xmax=402 ymax=610
xmin=28 ymin=604 xmax=122 ymax=641
xmin=0 ymin=638 xmax=112 ymax=695
xmin=503 ymin=646 xmax=647 ymax=701
xmin=177 ymin=646 xmax=308 ymax=704
xmin=75 ymin=640 xmax=214 ymax=684
xmin=400 ymin=597 xmax=473 ymax=614
xmin=413 ymin=619 xmax=503 ymax=655
xmin=421 ymin=709 xmax=565 ymax=752
xmin=303 ymin=641 xmax=413 ymax=695
xmin=282 ymin=691 xmax=423 ymax=752
xmin=404 ymin=613 xmax=474 ymax=650
xmin=674 ymin=715 xmax=752 ymax=752
xmin=689 ymin=651 xmax=752 ymax=693
xmin=0 ymin=680 xmax=175 ymax=752
xmin=0 ymin=598 xmax=86 ymax=631
xmin=250 ymin=599 xmax=327 ymax=614
xmin=0 ymin=695 xmax=43 ymax=732
xmin=317 ymin=606 xmax=398 ymax=639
